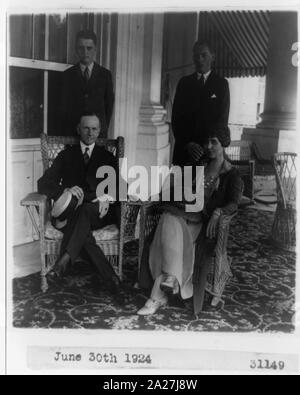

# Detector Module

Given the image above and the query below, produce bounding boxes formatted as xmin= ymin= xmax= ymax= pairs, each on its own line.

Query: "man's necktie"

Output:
xmin=83 ymin=67 xmax=89 ymax=83
xmin=83 ymin=147 xmax=90 ymax=165
xmin=198 ymin=74 xmax=205 ymax=88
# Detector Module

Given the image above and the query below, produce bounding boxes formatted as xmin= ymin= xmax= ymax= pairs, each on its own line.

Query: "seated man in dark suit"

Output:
xmin=60 ymin=30 xmax=114 ymax=137
xmin=38 ymin=113 xmax=121 ymax=293
xmin=172 ymin=41 xmax=230 ymax=166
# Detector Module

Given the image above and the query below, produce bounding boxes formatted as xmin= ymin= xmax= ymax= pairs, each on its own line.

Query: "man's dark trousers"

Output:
xmin=60 ymin=202 xmax=116 ymax=280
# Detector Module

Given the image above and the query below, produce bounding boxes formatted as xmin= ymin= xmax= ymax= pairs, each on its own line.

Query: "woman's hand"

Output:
xmin=98 ymin=202 xmax=110 ymax=219
xmin=186 ymin=142 xmax=204 ymax=162
xmin=92 ymin=196 xmax=111 ymax=218
xmin=206 ymin=209 xmax=221 ymax=239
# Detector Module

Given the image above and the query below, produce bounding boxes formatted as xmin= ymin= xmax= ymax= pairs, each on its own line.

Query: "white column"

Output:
xmin=111 ymin=14 xmax=144 ymax=170
xmin=258 ymin=12 xmax=298 ymax=131
xmin=136 ymin=14 xmax=170 ymax=196
xmin=243 ymin=11 xmax=298 ymax=158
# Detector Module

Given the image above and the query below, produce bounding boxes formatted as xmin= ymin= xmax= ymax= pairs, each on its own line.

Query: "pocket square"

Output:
xmin=211 ymin=94 xmax=217 ymax=99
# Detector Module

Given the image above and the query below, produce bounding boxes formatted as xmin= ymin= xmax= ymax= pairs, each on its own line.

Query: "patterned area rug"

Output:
xmin=13 ymin=209 xmax=296 ymax=332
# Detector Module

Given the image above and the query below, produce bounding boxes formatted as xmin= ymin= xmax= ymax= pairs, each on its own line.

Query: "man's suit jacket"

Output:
xmin=37 ymin=144 xmax=119 ymax=223
xmin=171 ymin=71 xmax=230 ymax=166
xmin=60 ymin=63 xmax=114 ymax=136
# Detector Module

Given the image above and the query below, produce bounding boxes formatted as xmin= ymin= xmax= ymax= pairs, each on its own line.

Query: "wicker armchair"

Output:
xmin=21 ymin=133 xmax=141 ymax=292
xmin=225 ymin=141 xmax=255 ymax=201
xmin=271 ymin=153 xmax=297 ymax=252
xmin=225 ymin=140 xmax=274 ymax=201
xmin=138 ymin=202 xmax=236 ymax=313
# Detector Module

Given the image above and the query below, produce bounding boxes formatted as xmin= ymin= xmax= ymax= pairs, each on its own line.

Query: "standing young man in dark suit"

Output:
xmin=38 ymin=113 xmax=121 ymax=293
xmin=172 ymin=41 xmax=230 ymax=166
xmin=61 ymin=30 xmax=114 ymax=137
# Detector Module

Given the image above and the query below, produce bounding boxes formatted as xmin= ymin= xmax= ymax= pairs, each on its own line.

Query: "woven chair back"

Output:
xmin=40 ymin=133 xmax=125 ymax=173
xmin=225 ymin=140 xmax=252 ymax=162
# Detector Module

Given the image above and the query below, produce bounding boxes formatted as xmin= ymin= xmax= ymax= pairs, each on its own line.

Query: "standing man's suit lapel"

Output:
xmin=203 ymin=71 xmax=217 ymax=95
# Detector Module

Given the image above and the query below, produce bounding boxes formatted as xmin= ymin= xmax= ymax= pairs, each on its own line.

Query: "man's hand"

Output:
xmin=206 ymin=210 xmax=221 ymax=239
xmin=186 ymin=142 xmax=204 ymax=162
xmin=65 ymin=186 xmax=84 ymax=201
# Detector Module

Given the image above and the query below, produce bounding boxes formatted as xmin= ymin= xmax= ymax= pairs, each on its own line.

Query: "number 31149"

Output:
xmin=250 ymin=360 xmax=285 ymax=371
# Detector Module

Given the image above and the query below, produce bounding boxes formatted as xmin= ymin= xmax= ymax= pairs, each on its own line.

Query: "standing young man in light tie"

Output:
xmin=61 ymin=30 xmax=114 ymax=137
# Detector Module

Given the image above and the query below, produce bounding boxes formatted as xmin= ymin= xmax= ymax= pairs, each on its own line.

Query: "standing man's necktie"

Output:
xmin=198 ymin=74 xmax=205 ymax=88
xmin=83 ymin=67 xmax=89 ymax=84
xmin=83 ymin=147 xmax=90 ymax=165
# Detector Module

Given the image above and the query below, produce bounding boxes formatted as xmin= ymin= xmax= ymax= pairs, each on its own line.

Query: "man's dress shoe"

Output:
xmin=107 ymin=276 xmax=126 ymax=307
xmin=54 ymin=252 xmax=71 ymax=277
xmin=108 ymin=275 xmax=122 ymax=295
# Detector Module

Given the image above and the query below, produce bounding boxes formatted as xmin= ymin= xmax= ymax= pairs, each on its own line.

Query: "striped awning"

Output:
xmin=198 ymin=11 xmax=270 ymax=78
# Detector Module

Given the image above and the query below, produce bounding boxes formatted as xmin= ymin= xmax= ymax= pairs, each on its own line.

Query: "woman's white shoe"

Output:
xmin=137 ymin=298 xmax=167 ymax=316
xmin=211 ymin=296 xmax=222 ymax=307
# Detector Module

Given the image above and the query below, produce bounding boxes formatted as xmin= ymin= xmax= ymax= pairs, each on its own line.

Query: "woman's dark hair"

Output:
xmin=207 ymin=126 xmax=231 ymax=148
xmin=76 ymin=30 xmax=97 ymax=46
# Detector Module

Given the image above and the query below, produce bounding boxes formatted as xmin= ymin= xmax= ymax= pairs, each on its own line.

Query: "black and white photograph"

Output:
xmin=3 ymin=0 xmax=300 ymax=375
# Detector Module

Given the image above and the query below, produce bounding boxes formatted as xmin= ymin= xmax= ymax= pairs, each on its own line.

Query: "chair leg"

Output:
xmin=118 ymin=237 xmax=124 ymax=280
xmin=118 ymin=251 xmax=123 ymax=281
xmin=41 ymin=274 xmax=48 ymax=293
xmin=40 ymin=253 xmax=48 ymax=293
xmin=193 ymin=258 xmax=211 ymax=315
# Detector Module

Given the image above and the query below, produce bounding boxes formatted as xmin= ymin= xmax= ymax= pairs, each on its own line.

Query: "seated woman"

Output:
xmin=137 ymin=127 xmax=243 ymax=315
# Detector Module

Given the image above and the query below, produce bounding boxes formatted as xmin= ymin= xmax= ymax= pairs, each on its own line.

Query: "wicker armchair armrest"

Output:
xmin=21 ymin=192 xmax=47 ymax=207
xmin=215 ymin=212 xmax=236 ymax=258
xmin=20 ymin=192 xmax=49 ymax=238
xmin=140 ymin=201 xmax=162 ymax=240
xmin=120 ymin=201 xmax=143 ymax=241
xmin=219 ymin=212 xmax=236 ymax=228
xmin=122 ymin=199 xmax=145 ymax=206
